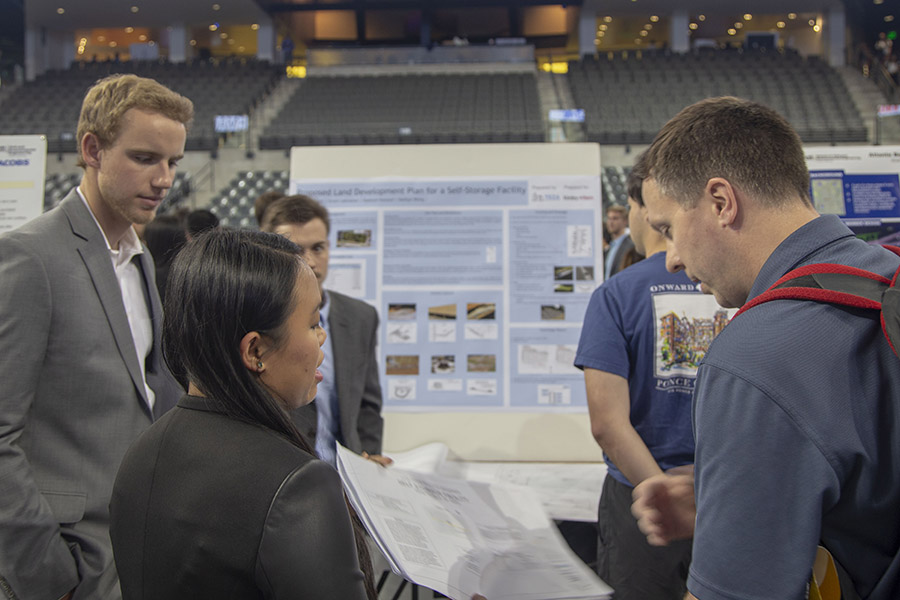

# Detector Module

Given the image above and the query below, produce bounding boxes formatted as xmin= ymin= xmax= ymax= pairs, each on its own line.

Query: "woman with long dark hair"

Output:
xmin=110 ymin=229 xmax=376 ymax=599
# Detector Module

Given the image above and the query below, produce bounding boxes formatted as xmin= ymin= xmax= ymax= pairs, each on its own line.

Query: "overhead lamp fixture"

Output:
xmin=110 ymin=41 xmax=118 ymax=47
xmin=808 ymin=19 xmax=815 ymax=26
xmin=640 ymin=30 xmax=649 ymax=37
xmin=644 ymin=24 xmax=653 ymax=30
xmin=689 ymin=22 xmax=699 ymax=30
xmin=788 ymin=13 xmax=797 ymax=19
xmin=727 ymin=28 xmax=737 ymax=35
xmin=125 ymin=26 xmax=134 ymax=33
xmin=209 ymin=23 xmax=218 ymax=31
xmin=251 ymin=23 xmax=259 ymax=30
xmin=698 ymin=14 xmax=706 ymax=22
xmin=734 ymin=22 xmax=743 ymax=29
xmin=744 ymin=13 xmax=752 ymax=20
xmin=604 ymin=16 xmax=613 ymax=23
xmin=650 ymin=15 xmax=659 ymax=22
xmin=139 ymin=34 xmax=147 ymax=41
xmin=813 ymin=24 xmax=821 ymax=31
xmin=56 ymin=7 xmax=64 ymax=14
xmin=777 ymin=21 xmax=786 ymax=28
xmin=130 ymin=6 xmax=139 ymax=13
xmin=884 ymin=15 xmax=894 ymax=22
xmin=212 ymin=3 xmax=221 ymax=10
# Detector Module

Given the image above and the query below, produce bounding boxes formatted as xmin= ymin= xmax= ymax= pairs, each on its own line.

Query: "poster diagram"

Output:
xmin=805 ymin=146 xmax=900 ymax=224
xmin=292 ymin=163 xmax=602 ymax=411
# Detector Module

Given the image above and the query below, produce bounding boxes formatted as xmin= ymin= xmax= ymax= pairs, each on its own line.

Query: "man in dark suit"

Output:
xmin=261 ymin=195 xmax=389 ymax=467
xmin=0 ymin=74 xmax=190 ymax=599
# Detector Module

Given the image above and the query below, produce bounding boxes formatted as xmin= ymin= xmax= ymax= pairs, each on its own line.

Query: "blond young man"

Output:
xmin=0 ymin=74 xmax=191 ymax=600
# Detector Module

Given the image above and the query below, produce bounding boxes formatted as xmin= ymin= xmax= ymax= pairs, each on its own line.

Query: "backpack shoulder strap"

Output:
xmin=733 ymin=245 xmax=900 ymax=357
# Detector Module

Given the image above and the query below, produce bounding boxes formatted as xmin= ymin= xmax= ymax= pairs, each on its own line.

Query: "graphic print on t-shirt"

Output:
xmin=652 ymin=293 xmax=731 ymax=390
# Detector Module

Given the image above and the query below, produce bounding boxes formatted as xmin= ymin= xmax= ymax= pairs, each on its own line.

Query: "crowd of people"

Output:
xmin=0 ymin=69 xmax=898 ymax=600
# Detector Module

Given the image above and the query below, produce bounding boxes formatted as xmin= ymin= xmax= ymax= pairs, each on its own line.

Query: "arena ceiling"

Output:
xmin=26 ymin=0 xmax=848 ymax=30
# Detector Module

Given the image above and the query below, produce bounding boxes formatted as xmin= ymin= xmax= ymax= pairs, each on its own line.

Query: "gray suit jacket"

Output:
xmin=0 ymin=190 xmax=181 ymax=600
xmin=291 ymin=289 xmax=384 ymax=455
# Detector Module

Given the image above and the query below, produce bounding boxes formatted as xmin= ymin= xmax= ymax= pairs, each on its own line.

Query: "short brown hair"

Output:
xmin=77 ymin=74 xmax=193 ymax=168
xmin=260 ymin=195 xmax=331 ymax=234
xmin=606 ymin=204 xmax=627 ymax=217
xmin=626 ymin=151 xmax=648 ymax=207
xmin=254 ymin=190 xmax=285 ymax=226
xmin=643 ymin=96 xmax=810 ymax=208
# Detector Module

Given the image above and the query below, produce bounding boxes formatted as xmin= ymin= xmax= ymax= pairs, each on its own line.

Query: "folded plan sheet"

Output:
xmin=337 ymin=445 xmax=613 ymax=600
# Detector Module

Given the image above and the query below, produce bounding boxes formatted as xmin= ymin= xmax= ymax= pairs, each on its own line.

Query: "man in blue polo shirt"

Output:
xmin=633 ymin=96 xmax=900 ymax=600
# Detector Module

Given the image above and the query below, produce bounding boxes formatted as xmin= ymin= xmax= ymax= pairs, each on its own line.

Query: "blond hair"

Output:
xmin=77 ymin=74 xmax=194 ymax=168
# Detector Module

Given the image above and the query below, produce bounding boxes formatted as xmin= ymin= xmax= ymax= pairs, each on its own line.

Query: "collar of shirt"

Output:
xmin=76 ymin=186 xmax=144 ymax=269
xmin=748 ymin=214 xmax=855 ymax=301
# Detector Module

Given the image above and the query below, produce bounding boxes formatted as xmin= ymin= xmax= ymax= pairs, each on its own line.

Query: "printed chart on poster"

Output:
xmin=805 ymin=145 xmax=900 ymax=244
xmin=0 ymin=136 xmax=47 ymax=234
xmin=289 ymin=144 xmax=602 ymax=413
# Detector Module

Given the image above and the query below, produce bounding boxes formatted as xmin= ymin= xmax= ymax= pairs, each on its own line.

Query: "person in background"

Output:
xmin=142 ymin=213 xmax=187 ymax=298
xmin=261 ymin=195 xmax=390 ymax=467
xmin=576 ymin=154 xmax=726 ymax=599
xmin=0 ymin=73 xmax=188 ymax=599
xmin=185 ymin=208 xmax=220 ymax=240
xmin=110 ymin=229 xmax=376 ymax=599
xmin=604 ymin=203 xmax=633 ymax=278
xmin=633 ymin=96 xmax=900 ymax=600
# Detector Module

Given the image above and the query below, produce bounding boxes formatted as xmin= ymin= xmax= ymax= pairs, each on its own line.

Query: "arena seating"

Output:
xmin=0 ymin=58 xmax=280 ymax=153
xmin=569 ymin=48 xmax=867 ymax=145
xmin=259 ymin=72 xmax=545 ymax=149
xmin=210 ymin=169 xmax=289 ymax=228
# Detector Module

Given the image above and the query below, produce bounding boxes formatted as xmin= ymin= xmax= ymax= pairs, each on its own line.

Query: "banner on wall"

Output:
xmin=0 ymin=135 xmax=47 ymax=234
xmin=805 ymin=146 xmax=900 ymax=235
xmin=290 ymin=144 xmax=603 ymax=414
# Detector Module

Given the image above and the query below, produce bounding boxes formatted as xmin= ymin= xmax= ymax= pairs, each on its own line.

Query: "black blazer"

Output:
xmin=110 ymin=395 xmax=368 ymax=599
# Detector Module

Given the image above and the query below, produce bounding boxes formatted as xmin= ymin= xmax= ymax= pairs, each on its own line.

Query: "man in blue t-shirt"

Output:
xmin=575 ymin=156 xmax=729 ymax=600
xmin=633 ymin=97 xmax=900 ymax=600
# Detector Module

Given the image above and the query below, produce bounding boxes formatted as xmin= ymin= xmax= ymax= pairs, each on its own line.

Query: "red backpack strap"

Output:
xmin=734 ymin=263 xmax=889 ymax=319
xmin=882 ymin=246 xmax=900 ymax=356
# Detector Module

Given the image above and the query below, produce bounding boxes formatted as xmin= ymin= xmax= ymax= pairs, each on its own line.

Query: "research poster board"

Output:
xmin=805 ymin=145 xmax=900 ymax=243
xmin=290 ymin=143 xmax=606 ymax=461
xmin=0 ymin=136 xmax=47 ymax=234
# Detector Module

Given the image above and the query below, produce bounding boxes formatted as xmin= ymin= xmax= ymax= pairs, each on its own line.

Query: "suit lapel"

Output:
xmin=62 ymin=192 xmax=149 ymax=408
xmin=326 ymin=292 xmax=354 ymax=424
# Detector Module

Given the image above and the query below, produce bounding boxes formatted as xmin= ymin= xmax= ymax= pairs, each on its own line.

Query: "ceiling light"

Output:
xmin=650 ymin=15 xmax=659 ymax=22
xmin=125 ymin=27 xmax=134 ymax=33
xmin=884 ymin=15 xmax=895 ymax=22
xmin=56 ymin=7 xmax=64 ymax=14
xmin=698 ymin=14 xmax=706 ymax=21
xmin=251 ymin=23 xmax=259 ymax=30
xmin=809 ymin=19 xmax=815 ymax=26
xmin=644 ymin=24 xmax=653 ymax=30
xmin=138 ymin=34 xmax=147 ymax=41
xmin=600 ymin=24 xmax=608 ymax=31
xmin=219 ymin=32 xmax=228 ymax=39
xmin=604 ymin=16 xmax=612 ymax=22
xmin=689 ymin=22 xmax=699 ymax=30
xmin=212 ymin=3 xmax=221 ymax=10
xmin=110 ymin=41 xmax=118 ymax=47
xmin=788 ymin=13 xmax=797 ymax=19
xmin=735 ymin=22 xmax=743 ymax=29
xmin=727 ymin=28 xmax=737 ymax=35
xmin=97 ymin=35 xmax=106 ymax=42
xmin=777 ymin=21 xmax=786 ymax=28
xmin=744 ymin=13 xmax=753 ymax=20
xmin=209 ymin=24 xmax=218 ymax=31
xmin=813 ymin=24 xmax=821 ymax=31
xmin=131 ymin=6 xmax=139 ymax=13
xmin=190 ymin=39 xmax=197 ymax=46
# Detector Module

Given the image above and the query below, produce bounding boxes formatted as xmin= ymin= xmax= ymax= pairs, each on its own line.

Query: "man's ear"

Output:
xmin=239 ymin=331 xmax=270 ymax=372
xmin=81 ymin=133 xmax=102 ymax=169
xmin=706 ymin=177 xmax=739 ymax=227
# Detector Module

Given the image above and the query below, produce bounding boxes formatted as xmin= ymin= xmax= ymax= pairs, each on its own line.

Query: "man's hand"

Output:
xmin=631 ymin=472 xmax=696 ymax=546
xmin=361 ymin=452 xmax=393 ymax=467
